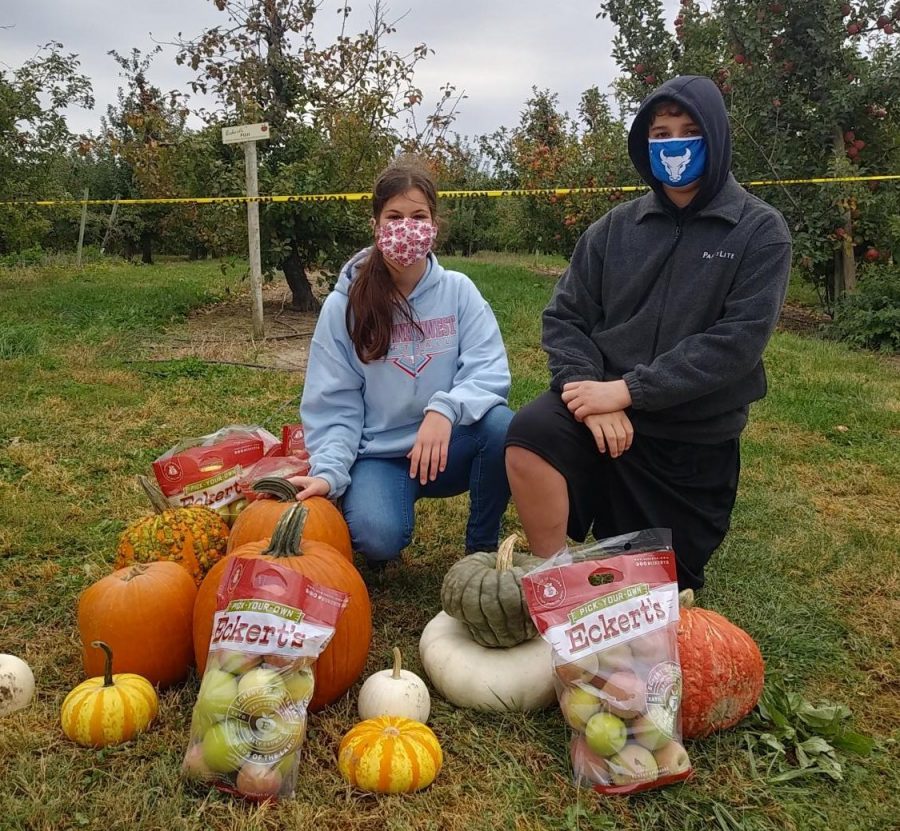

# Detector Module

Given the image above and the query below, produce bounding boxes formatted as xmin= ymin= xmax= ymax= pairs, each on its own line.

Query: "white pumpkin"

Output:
xmin=0 ymin=654 xmax=35 ymax=717
xmin=357 ymin=647 xmax=431 ymax=723
xmin=419 ymin=612 xmax=556 ymax=712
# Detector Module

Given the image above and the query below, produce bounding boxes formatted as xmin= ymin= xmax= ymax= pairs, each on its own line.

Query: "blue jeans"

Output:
xmin=341 ymin=404 xmax=514 ymax=563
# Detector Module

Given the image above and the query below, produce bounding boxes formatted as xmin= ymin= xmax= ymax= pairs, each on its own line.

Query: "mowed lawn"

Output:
xmin=0 ymin=255 xmax=898 ymax=831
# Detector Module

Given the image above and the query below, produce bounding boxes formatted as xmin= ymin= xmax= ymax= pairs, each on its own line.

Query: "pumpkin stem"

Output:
xmin=495 ymin=533 xmax=518 ymax=572
xmin=679 ymin=589 xmax=695 ymax=609
xmin=91 ymin=641 xmax=115 ymax=687
xmin=262 ymin=503 xmax=308 ymax=558
xmin=252 ymin=477 xmax=299 ymax=502
xmin=138 ymin=475 xmax=171 ymax=515
xmin=391 ymin=646 xmax=403 ymax=680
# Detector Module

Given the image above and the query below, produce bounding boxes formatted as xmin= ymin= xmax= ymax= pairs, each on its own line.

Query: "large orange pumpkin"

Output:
xmin=677 ymin=589 xmax=765 ymax=738
xmin=227 ymin=477 xmax=352 ymax=561
xmin=78 ymin=562 xmax=197 ymax=689
xmin=193 ymin=503 xmax=371 ymax=712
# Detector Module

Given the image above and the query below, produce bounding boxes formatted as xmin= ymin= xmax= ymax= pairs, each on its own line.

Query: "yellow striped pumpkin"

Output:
xmin=338 ymin=716 xmax=443 ymax=793
xmin=61 ymin=641 xmax=158 ymax=747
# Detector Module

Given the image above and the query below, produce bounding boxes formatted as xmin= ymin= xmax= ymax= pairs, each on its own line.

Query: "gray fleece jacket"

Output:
xmin=543 ymin=75 xmax=792 ymax=444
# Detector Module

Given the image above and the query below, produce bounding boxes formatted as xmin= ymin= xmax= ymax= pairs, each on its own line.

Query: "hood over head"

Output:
xmin=628 ymin=75 xmax=732 ymax=213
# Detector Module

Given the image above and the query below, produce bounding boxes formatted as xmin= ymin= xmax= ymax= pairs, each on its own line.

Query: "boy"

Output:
xmin=505 ymin=75 xmax=791 ymax=589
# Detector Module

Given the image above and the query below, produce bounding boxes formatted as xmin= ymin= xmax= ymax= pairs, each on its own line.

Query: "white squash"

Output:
xmin=357 ymin=647 xmax=431 ymax=723
xmin=419 ymin=612 xmax=556 ymax=712
xmin=0 ymin=653 xmax=35 ymax=717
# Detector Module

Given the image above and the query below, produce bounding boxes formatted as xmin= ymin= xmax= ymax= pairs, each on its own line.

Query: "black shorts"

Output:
xmin=505 ymin=390 xmax=740 ymax=589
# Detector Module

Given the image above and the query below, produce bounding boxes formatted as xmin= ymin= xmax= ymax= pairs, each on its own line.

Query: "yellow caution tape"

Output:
xmin=1 ymin=174 xmax=897 ymax=207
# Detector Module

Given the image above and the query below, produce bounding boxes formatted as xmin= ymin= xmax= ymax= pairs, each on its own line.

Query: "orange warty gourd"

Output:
xmin=338 ymin=716 xmax=443 ymax=793
xmin=677 ymin=589 xmax=765 ymax=739
xmin=79 ymin=562 xmax=197 ymax=689
xmin=193 ymin=503 xmax=371 ymax=712
xmin=226 ymin=477 xmax=352 ymax=561
xmin=115 ymin=476 xmax=229 ymax=585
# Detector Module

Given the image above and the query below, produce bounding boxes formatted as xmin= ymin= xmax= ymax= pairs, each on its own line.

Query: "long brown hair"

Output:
xmin=346 ymin=159 xmax=438 ymax=363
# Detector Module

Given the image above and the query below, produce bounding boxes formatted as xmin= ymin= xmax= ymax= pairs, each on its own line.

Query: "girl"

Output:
xmin=293 ymin=159 xmax=514 ymax=567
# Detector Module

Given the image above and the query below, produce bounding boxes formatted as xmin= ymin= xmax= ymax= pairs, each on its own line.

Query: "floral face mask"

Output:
xmin=375 ymin=217 xmax=438 ymax=267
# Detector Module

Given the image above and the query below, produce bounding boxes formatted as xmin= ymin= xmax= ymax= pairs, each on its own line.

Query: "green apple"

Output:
xmin=560 ymin=686 xmax=604 ymax=731
xmin=630 ymin=713 xmax=672 ymax=751
xmin=653 ymin=740 xmax=691 ymax=776
xmin=195 ymin=669 xmax=239 ymax=725
xmin=201 ymin=719 xmax=251 ymax=773
xmin=237 ymin=667 xmax=285 ymax=698
xmin=584 ymin=711 xmax=627 ymax=757
xmin=235 ymin=761 xmax=283 ymax=798
xmin=215 ymin=650 xmax=263 ymax=675
xmin=607 ymin=743 xmax=659 ymax=786
xmin=282 ymin=667 xmax=314 ymax=704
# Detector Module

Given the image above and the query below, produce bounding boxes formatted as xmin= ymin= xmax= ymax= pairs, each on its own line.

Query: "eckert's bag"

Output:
xmin=152 ymin=425 xmax=280 ymax=512
xmin=522 ymin=529 xmax=692 ymax=795
xmin=182 ymin=557 xmax=348 ymax=801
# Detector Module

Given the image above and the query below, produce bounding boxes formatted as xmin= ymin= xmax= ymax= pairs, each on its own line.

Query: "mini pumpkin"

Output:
xmin=226 ymin=477 xmax=352 ymax=560
xmin=440 ymin=534 xmax=544 ymax=648
xmin=115 ymin=475 xmax=229 ymax=585
xmin=61 ymin=641 xmax=158 ymax=747
xmin=78 ymin=561 xmax=197 ymax=689
xmin=357 ymin=647 xmax=431 ymax=723
xmin=338 ymin=716 xmax=442 ymax=793
xmin=193 ymin=502 xmax=371 ymax=712
xmin=0 ymin=654 xmax=35 ymax=716
xmin=677 ymin=589 xmax=765 ymax=738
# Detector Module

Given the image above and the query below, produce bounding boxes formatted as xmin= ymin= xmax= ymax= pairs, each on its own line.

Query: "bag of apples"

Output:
xmin=521 ymin=528 xmax=692 ymax=794
xmin=182 ymin=557 xmax=348 ymax=801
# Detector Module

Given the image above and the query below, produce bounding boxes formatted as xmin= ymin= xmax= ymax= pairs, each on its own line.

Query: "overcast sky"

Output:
xmin=2 ymin=0 xmax=680 ymax=139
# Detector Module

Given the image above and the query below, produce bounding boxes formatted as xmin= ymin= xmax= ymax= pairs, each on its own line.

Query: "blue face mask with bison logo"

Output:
xmin=648 ymin=136 xmax=707 ymax=187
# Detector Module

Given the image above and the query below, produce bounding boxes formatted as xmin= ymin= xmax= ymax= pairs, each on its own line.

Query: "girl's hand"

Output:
xmin=562 ymin=379 xmax=632 ymax=420
xmin=583 ymin=411 xmax=634 ymax=458
xmin=284 ymin=475 xmax=331 ymax=501
xmin=408 ymin=411 xmax=452 ymax=485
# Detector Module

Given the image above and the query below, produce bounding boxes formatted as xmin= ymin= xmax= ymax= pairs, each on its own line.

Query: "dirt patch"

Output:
xmin=776 ymin=301 xmax=831 ymax=336
xmin=144 ymin=281 xmax=320 ymax=373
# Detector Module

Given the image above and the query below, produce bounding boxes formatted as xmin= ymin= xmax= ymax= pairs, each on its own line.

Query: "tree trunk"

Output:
xmin=141 ymin=231 xmax=153 ymax=265
xmin=281 ymin=248 xmax=320 ymax=311
xmin=832 ymin=126 xmax=857 ymax=299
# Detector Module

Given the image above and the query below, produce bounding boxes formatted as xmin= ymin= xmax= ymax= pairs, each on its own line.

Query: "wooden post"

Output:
xmin=244 ymin=140 xmax=265 ymax=340
xmin=223 ymin=122 xmax=269 ymax=339
xmin=76 ymin=188 xmax=89 ymax=269
xmin=100 ymin=197 xmax=120 ymax=256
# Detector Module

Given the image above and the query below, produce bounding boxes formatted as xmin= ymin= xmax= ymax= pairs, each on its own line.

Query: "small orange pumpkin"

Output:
xmin=194 ymin=502 xmax=371 ymax=712
xmin=338 ymin=716 xmax=443 ymax=793
xmin=226 ymin=477 xmax=352 ymax=560
xmin=677 ymin=589 xmax=765 ymax=738
xmin=79 ymin=561 xmax=197 ymax=689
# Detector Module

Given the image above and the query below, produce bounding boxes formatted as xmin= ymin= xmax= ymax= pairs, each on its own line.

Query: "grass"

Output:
xmin=1 ymin=254 xmax=898 ymax=831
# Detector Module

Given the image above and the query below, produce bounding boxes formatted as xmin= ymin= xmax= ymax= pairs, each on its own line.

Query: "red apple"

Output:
xmin=235 ymin=761 xmax=283 ymax=799
xmin=599 ymin=672 xmax=647 ymax=719
xmin=653 ymin=740 xmax=692 ymax=776
xmin=571 ymin=735 xmax=612 ymax=785
xmin=864 ymin=248 xmax=879 ymax=261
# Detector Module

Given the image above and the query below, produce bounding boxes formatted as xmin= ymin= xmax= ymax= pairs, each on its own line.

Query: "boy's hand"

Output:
xmin=562 ymin=379 xmax=632 ymax=419
xmin=584 ymin=411 xmax=634 ymax=458
xmin=284 ymin=475 xmax=331 ymax=500
xmin=408 ymin=411 xmax=452 ymax=485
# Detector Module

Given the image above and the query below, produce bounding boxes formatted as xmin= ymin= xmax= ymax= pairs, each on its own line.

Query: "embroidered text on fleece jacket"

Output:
xmin=300 ymin=250 xmax=510 ymax=497
xmin=543 ymin=75 xmax=792 ymax=444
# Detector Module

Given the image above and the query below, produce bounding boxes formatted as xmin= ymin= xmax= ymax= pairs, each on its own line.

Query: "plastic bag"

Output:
xmin=521 ymin=529 xmax=692 ymax=794
xmin=152 ymin=425 xmax=280 ymax=512
xmin=182 ymin=557 xmax=348 ymax=801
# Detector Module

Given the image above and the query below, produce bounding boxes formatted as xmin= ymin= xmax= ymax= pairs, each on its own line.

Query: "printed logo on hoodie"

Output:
xmin=387 ymin=315 xmax=458 ymax=377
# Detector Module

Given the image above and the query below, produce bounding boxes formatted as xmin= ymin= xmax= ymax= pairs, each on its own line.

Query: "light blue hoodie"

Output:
xmin=300 ymin=249 xmax=511 ymax=498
